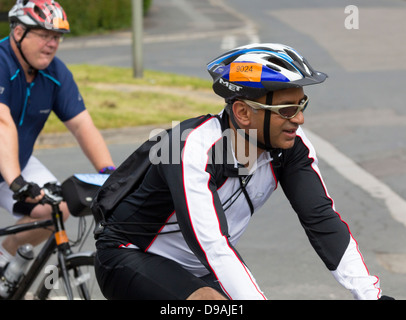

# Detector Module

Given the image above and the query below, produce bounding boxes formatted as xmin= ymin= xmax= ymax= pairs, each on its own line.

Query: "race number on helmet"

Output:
xmin=207 ymin=43 xmax=327 ymax=102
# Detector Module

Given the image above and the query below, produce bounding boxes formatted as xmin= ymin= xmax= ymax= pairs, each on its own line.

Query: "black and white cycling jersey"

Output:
xmin=96 ymin=111 xmax=381 ymax=300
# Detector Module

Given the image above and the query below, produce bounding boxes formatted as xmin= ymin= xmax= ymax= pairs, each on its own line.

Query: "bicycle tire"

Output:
xmin=34 ymin=252 xmax=104 ymax=300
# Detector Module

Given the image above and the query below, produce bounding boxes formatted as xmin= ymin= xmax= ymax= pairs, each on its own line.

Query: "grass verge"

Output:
xmin=42 ymin=64 xmax=224 ymax=133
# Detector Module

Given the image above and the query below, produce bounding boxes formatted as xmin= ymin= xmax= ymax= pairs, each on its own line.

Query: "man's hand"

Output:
xmin=9 ymin=175 xmax=43 ymax=202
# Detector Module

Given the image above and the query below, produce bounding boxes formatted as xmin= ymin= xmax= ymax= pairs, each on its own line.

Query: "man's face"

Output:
xmin=252 ymin=87 xmax=306 ymax=150
xmin=15 ymin=26 xmax=61 ymax=70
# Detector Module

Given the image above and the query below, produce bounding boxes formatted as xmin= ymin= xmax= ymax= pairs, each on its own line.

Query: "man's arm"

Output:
xmin=280 ymin=128 xmax=381 ymax=299
xmin=0 ymin=103 xmax=23 ymax=185
xmin=0 ymin=103 xmax=43 ymax=202
xmin=64 ymin=110 xmax=114 ymax=172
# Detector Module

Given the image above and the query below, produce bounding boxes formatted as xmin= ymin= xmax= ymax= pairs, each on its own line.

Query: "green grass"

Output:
xmin=42 ymin=65 xmax=224 ymax=133
xmin=68 ymin=64 xmax=212 ymax=89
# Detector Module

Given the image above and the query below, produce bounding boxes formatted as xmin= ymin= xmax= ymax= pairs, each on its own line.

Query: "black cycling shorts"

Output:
xmin=95 ymin=243 xmax=225 ymax=300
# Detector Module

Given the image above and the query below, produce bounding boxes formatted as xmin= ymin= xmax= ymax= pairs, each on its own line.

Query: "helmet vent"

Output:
xmin=34 ymin=6 xmax=46 ymax=20
xmin=284 ymin=49 xmax=300 ymax=62
xmin=266 ymin=63 xmax=281 ymax=72
xmin=267 ymin=57 xmax=297 ymax=73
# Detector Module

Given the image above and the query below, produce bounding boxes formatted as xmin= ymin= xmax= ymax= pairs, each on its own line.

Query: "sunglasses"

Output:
xmin=241 ymin=95 xmax=309 ymax=119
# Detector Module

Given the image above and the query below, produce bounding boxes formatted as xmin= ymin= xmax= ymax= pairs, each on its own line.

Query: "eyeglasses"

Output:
xmin=241 ymin=95 xmax=309 ymax=119
xmin=29 ymin=30 xmax=64 ymax=44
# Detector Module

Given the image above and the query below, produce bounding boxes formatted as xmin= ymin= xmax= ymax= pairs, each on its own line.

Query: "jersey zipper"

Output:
xmin=19 ymin=82 xmax=35 ymax=126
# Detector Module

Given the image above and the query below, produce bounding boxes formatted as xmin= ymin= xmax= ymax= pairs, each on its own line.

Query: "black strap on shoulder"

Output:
xmin=239 ymin=175 xmax=254 ymax=215
xmin=221 ymin=174 xmax=254 ymax=215
xmin=11 ymin=28 xmax=36 ymax=75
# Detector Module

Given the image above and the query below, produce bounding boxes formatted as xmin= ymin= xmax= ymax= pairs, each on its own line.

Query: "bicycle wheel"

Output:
xmin=35 ymin=252 xmax=104 ymax=300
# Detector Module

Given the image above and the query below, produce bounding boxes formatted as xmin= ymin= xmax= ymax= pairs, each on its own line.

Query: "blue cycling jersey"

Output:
xmin=0 ymin=37 xmax=86 ymax=182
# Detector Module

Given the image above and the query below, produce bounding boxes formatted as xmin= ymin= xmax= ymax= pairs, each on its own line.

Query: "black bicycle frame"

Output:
xmin=11 ymin=230 xmax=57 ymax=299
xmin=0 ymin=203 xmax=75 ymax=300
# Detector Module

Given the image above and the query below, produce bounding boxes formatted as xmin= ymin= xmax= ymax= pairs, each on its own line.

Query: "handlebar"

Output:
xmin=13 ymin=174 xmax=106 ymax=218
xmin=39 ymin=182 xmax=63 ymax=206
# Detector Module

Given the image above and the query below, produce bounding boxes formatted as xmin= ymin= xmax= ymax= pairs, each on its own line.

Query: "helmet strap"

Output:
xmin=11 ymin=28 xmax=37 ymax=75
xmin=262 ymin=91 xmax=273 ymax=150
xmin=229 ymin=90 xmax=277 ymax=152
xmin=229 ymin=106 xmax=272 ymax=152
xmin=263 ymin=110 xmax=272 ymax=150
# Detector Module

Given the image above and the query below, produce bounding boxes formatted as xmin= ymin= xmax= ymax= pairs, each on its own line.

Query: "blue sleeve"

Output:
xmin=0 ymin=39 xmax=12 ymax=106
xmin=51 ymin=58 xmax=86 ymax=122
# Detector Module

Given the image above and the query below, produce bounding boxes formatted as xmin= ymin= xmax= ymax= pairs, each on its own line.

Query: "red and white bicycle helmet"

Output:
xmin=9 ymin=0 xmax=70 ymax=33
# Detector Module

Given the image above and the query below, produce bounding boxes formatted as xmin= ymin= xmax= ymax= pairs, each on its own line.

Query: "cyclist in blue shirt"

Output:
xmin=0 ymin=0 xmax=115 ymax=267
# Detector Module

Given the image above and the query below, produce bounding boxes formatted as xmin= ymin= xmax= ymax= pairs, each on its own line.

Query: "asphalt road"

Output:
xmin=2 ymin=0 xmax=406 ymax=300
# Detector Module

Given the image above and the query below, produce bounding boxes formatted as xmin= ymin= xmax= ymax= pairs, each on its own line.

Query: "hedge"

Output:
xmin=0 ymin=0 xmax=152 ymax=37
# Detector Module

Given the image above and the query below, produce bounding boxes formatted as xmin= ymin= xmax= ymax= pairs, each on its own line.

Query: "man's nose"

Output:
xmin=290 ymin=110 xmax=304 ymax=125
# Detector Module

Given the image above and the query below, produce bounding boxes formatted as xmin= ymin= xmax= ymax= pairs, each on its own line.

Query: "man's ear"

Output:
xmin=12 ymin=25 xmax=25 ymax=42
xmin=232 ymin=101 xmax=252 ymax=127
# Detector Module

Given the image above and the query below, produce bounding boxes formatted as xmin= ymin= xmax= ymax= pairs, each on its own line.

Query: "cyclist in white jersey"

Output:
xmin=93 ymin=43 xmax=393 ymax=300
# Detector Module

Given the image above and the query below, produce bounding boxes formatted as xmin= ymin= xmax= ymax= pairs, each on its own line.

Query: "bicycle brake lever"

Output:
xmin=41 ymin=186 xmax=63 ymax=205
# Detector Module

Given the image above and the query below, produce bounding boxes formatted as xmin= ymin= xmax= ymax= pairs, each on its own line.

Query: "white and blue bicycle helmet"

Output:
xmin=207 ymin=43 xmax=327 ymax=102
xmin=207 ymin=43 xmax=327 ymax=153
